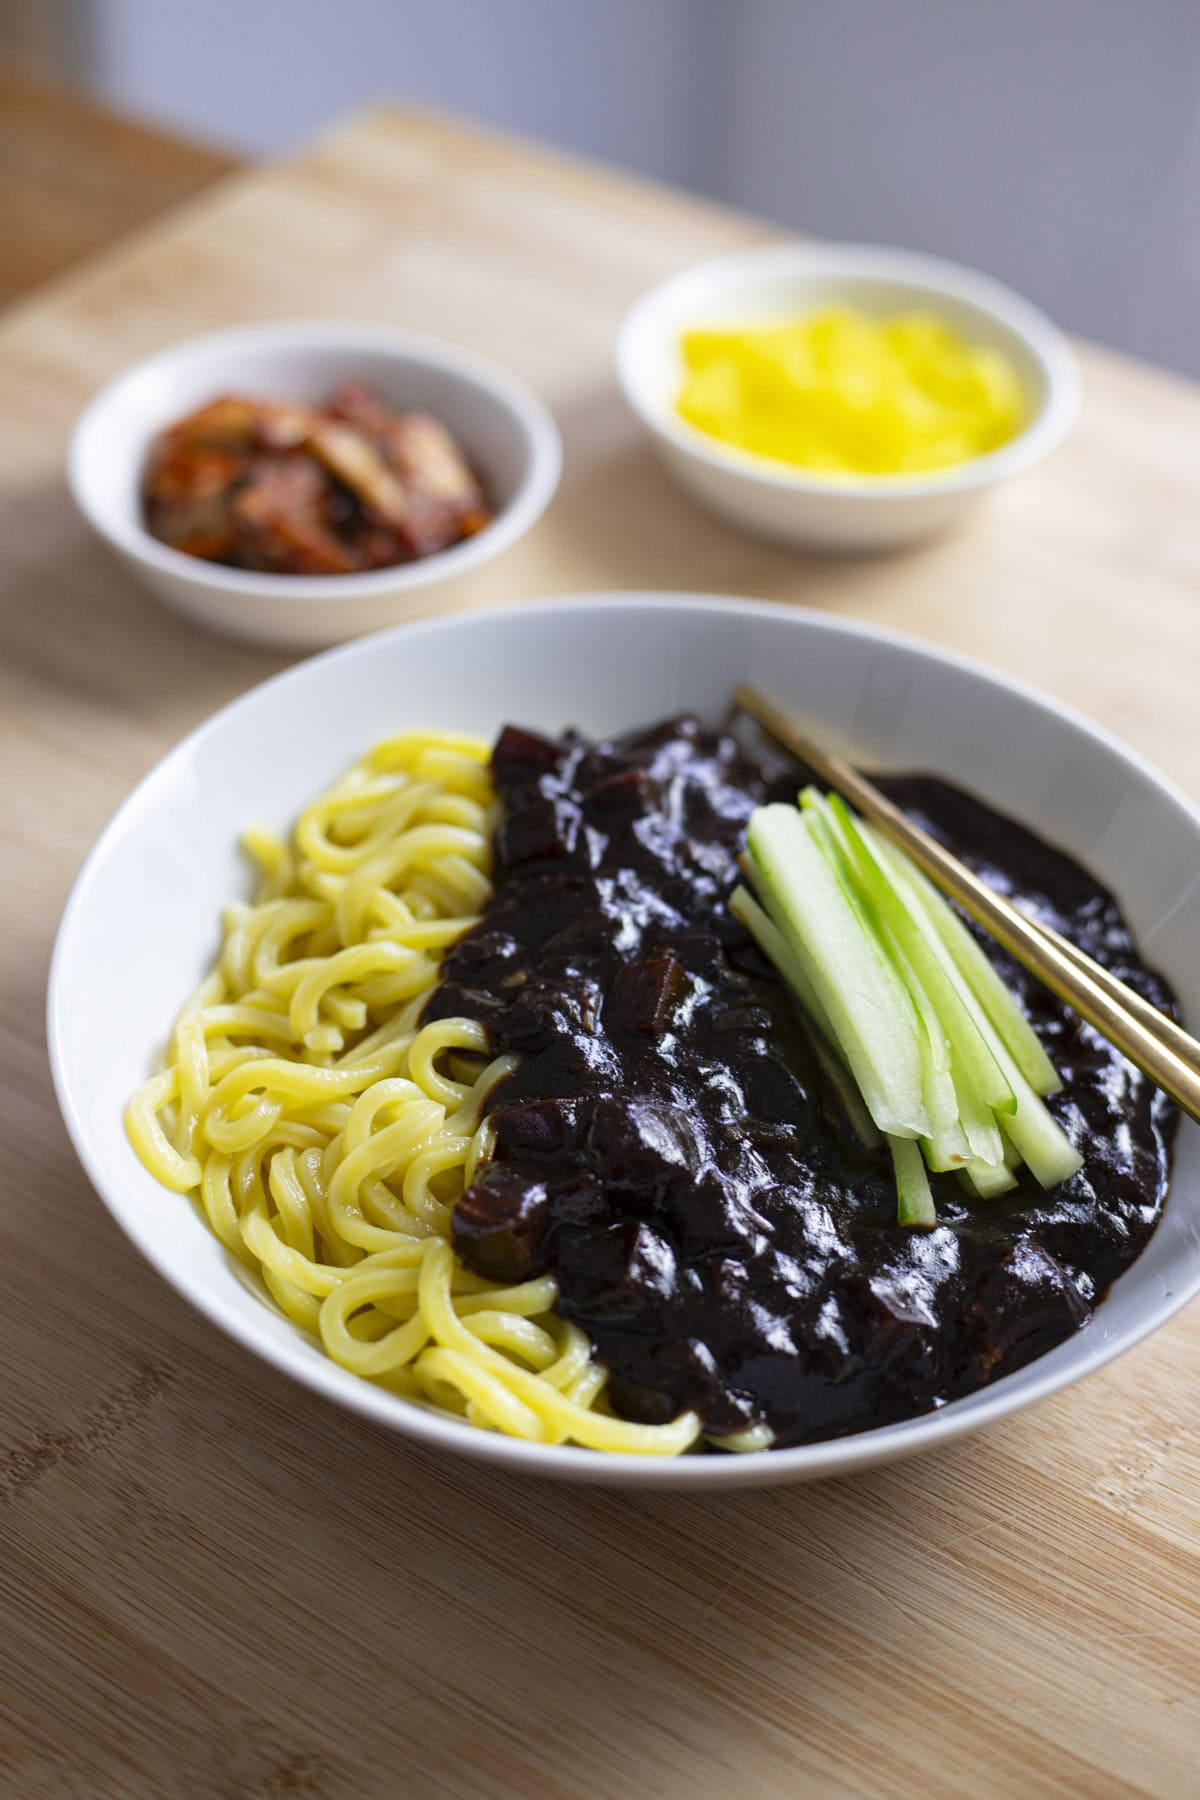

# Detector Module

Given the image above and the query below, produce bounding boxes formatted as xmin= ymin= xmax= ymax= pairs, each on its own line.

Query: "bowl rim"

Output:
xmin=616 ymin=241 xmax=1081 ymax=501
xmin=47 ymin=591 xmax=1199 ymax=1488
xmin=66 ymin=317 xmax=563 ymax=603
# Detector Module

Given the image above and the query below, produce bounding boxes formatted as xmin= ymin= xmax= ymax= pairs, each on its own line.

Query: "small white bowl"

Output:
xmin=68 ymin=320 xmax=562 ymax=649
xmin=48 ymin=594 xmax=1200 ymax=1489
xmin=616 ymin=243 xmax=1080 ymax=551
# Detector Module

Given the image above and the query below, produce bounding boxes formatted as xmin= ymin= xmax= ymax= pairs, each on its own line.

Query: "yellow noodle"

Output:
xmin=125 ymin=728 xmax=702 ymax=1456
xmin=242 ymin=824 xmax=294 ymax=901
xmin=126 ymin=1067 xmax=202 ymax=1193
xmin=711 ymin=1424 xmax=776 ymax=1453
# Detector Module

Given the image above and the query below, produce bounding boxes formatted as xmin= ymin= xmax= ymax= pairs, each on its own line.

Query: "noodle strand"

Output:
xmin=126 ymin=729 xmax=701 ymax=1457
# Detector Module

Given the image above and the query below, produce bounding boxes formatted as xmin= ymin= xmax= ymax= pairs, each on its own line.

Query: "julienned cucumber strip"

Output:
xmin=738 ymin=855 xmax=876 ymax=1139
xmin=805 ymin=806 xmax=953 ymax=1087
xmin=740 ymin=853 xmax=888 ymax=1146
xmin=950 ymin=1062 xmax=1006 ymax=1169
xmin=999 ymin=1099 xmax=1082 ymax=1190
xmin=729 ymin=884 xmax=881 ymax=1150
xmin=737 ymin=788 xmax=1082 ymax=1222
xmin=731 ymin=873 xmax=833 ymax=1039
xmin=889 ymin=1134 xmax=935 ymax=1227
xmin=744 ymin=830 xmax=924 ymax=1153
xmin=858 ymin=823 xmax=1080 ymax=1188
xmin=746 ymin=805 xmax=929 ymax=1140
xmin=959 ymin=1157 xmax=1018 ymax=1200
xmin=812 ymin=1041 xmax=884 ymax=1153
xmin=814 ymin=790 xmax=1007 ymax=1167
xmin=821 ymin=794 xmax=1015 ymax=1121
xmin=862 ymin=822 xmax=1061 ymax=1097
xmin=805 ymin=791 xmax=998 ymax=1166
xmin=800 ymin=804 xmax=960 ymax=1141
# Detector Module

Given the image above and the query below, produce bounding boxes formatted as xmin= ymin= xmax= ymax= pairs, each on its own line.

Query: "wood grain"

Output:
xmin=1 ymin=105 xmax=1198 ymax=1799
xmin=0 ymin=76 xmax=237 ymax=308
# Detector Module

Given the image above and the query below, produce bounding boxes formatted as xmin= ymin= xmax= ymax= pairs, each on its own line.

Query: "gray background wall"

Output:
xmin=28 ymin=0 xmax=1200 ymax=378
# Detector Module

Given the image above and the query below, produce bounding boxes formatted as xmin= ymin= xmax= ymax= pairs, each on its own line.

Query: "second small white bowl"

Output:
xmin=616 ymin=242 xmax=1080 ymax=551
xmin=68 ymin=320 xmax=562 ymax=649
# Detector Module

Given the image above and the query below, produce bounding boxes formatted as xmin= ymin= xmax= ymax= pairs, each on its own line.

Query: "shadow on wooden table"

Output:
xmin=539 ymin=384 xmax=949 ymax=615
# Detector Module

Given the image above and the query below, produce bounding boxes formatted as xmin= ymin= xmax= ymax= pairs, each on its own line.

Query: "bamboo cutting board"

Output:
xmin=2 ymin=107 xmax=1200 ymax=1800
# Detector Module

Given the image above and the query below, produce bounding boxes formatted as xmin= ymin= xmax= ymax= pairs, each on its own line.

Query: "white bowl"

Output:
xmin=616 ymin=243 xmax=1080 ymax=550
xmin=48 ymin=594 xmax=1200 ymax=1488
xmin=67 ymin=320 xmax=562 ymax=649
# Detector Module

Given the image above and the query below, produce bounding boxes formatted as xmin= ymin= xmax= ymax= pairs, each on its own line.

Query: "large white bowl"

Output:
xmin=617 ymin=244 xmax=1080 ymax=550
xmin=67 ymin=320 xmax=562 ymax=649
xmin=48 ymin=595 xmax=1200 ymax=1487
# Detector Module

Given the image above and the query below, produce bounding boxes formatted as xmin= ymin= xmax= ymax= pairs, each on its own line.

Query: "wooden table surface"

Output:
xmin=3 ymin=106 xmax=1199 ymax=1800
xmin=0 ymin=76 xmax=237 ymax=306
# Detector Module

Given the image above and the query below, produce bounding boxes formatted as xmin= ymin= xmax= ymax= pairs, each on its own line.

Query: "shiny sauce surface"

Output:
xmin=426 ymin=717 xmax=1176 ymax=1447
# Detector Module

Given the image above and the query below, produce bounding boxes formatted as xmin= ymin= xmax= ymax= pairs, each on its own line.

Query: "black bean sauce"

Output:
xmin=424 ymin=717 xmax=1177 ymax=1448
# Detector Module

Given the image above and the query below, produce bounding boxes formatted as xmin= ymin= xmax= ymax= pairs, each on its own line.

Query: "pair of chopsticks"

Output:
xmin=734 ymin=683 xmax=1200 ymax=1126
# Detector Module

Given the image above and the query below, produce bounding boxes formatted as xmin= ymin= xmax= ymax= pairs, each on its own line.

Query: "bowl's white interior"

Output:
xmin=49 ymin=595 xmax=1200 ymax=1487
xmin=72 ymin=325 xmax=539 ymax=579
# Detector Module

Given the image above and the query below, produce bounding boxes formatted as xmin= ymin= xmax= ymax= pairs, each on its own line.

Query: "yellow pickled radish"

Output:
xmin=676 ymin=306 xmax=1028 ymax=477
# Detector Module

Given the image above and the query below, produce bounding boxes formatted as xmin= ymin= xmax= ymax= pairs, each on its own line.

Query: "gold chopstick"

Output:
xmin=733 ymin=682 xmax=1200 ymax=1125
